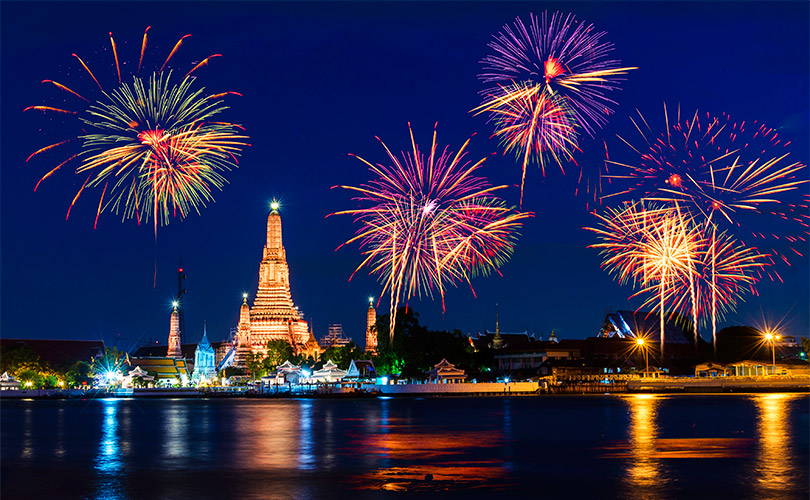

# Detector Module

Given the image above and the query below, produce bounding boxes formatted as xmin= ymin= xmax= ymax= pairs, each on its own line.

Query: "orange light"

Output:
xmin=667 ymin=173 xmax=682 ymax=188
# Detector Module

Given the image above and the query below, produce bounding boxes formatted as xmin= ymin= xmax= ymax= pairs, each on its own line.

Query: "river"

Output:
xmin=1 ymin=394 xmax=807 ymax=499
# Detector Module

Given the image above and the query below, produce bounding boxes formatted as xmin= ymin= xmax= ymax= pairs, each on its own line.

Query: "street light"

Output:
xmin=765 ymin=332 xmax=780 ymax=376
xmin=637 ymin=338 xmax=649 ymax=377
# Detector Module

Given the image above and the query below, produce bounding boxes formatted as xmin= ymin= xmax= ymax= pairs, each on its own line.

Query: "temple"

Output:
xmin=320 ymin=324 xmax=351 ymax=349
xmin=192 ymin=324 xmax=217 ymax=383
xmin=365 ymin=299 xmax=377 ymax=353
xmin=234 ymin=202 xmax=315 ymax=369
xmin=167 ymin=303 xmax=182 ymax=358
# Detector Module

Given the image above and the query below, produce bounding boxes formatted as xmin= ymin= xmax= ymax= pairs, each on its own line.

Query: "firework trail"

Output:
xmin=25 ymin=28 xmax=249 ymax=230
xmin=475 ymin=11 xmax=635 ymax=201
xmin=331 ymin=124 xmax=533 ymax=339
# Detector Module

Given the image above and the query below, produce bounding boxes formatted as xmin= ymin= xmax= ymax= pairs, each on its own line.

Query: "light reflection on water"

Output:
xmin=626 ymin=394 xmax=663 ymax=493
xmin=2 ymin=395 xmax=808 ymax=499
xmin=235 ymin=402 xmax=299 ymax=470
xmin=754 ymin=393 xmax=797 ymax=499
xmin=603 ymin=394 xmax=806 ymax=500
xmin=346 ymin=402 xmax=509 ymax=492
xmin=298 ymin=399 xmax=314 ymax=470
xmin=94 ymin=399 xmax=123 ymax=500
xmin=161 ymin=402 xmax=188 ymax=467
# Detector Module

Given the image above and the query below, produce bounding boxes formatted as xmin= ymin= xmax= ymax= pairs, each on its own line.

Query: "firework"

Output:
xmin=603 ymin=104 xmax=808 ymax=274
xmin=475 ymin=11 xmax=635 ymax=199
xmin=588 ymin=202 xmax=699 ymax=354
xmin=633 ymin=224 xmax=769 ymax=348
xmin=589 ymin=201 xmax=771 ymax=353
xmin=602 ymin=104 xmax=808 ymax=349
xmin=331 ymin=124 xmax=532 ymax=339
xmin=25 ymin=28 xmax=249 ymax=229
xmin=485 ymin=83 xmax=580 ymax=196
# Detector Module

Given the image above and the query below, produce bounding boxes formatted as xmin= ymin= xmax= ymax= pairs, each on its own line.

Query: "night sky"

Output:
xmin=2 ymin=1 xmax=808 ymax=350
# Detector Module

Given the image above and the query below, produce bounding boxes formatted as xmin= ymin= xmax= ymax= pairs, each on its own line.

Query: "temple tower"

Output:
xmin=235 ymin=201 xmax=310 ymax=363
xmin=235 ymin=295 xmax=251 ymax=369
xmin=167 ymin=303 xmax=182 ymax=358
xmin=365 ymin=298 xmax=377 ymax=354
xmin=492 ymin=304 xmax=504 ymax=350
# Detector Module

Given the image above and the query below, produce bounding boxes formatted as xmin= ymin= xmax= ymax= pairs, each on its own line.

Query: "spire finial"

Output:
xmin=495 ymin=303 xmax=500 ymax=336
xmin=270 ymin=199 xmax=280 ymax=213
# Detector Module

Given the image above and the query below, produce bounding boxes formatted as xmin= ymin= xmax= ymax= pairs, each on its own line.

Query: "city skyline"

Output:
xmin=2 ymin=1 xmax=808 ymax=351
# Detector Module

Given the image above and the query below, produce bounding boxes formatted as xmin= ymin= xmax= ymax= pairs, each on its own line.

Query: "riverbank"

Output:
xmin=2 ymin=375 xmax=808 ymax=399
xmin=627 ymin=375 xmax=810 ymax=393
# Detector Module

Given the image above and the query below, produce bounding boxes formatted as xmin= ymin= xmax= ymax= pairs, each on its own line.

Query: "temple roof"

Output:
xmin=602 ymin=310 xmax=691 ymax=344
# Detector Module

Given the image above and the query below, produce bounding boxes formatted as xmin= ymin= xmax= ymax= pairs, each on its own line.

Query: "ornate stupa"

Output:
xmin=365 ymin=297 xmax=377 ymax=354
xmin=192 ymin=323 xmax=217 ymax=383
xmin=235 ymin=201 xmax=310 ymax=368
xmin=167 ymin=302 xmax=182 ymax=358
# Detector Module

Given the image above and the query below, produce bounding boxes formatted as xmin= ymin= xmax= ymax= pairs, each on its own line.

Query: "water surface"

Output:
xmin=1 ymin=394 xmax=807 ymax=499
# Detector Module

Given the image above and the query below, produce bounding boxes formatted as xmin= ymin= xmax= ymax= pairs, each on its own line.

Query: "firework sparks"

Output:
xmin=475 ymin=11 xmax=635 ymax=200
xmin=331 ymin=124 xmax=533 ymax=339
xmin=25 ymin=28 xmax=249 ymax=230
xmin=588 ymin=201 xmax=771 ymax=353
xmin=603 ymin=104 xmax=808 ymax=276
xmin=587 ymin=202 xmax=699 ymax=354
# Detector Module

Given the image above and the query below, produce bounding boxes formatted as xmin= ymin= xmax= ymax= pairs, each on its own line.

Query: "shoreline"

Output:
xmin=2 ymin=377 xmax=808 ymax=400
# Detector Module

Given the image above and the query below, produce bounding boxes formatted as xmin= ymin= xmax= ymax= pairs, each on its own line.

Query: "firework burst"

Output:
xmin=25 ymin=28 xmax=249 ymax=230
xmin=603 ymin=104 xmax=808 ymax=277
xmin=331 ymin=124 xmax=533 ymax=339
xmin=474 ymin=11 xmax=635 ymax=200
xmin=588 ymin=201 xmax=770 ymax=352
xmin=588 ymin=202 xmax=699 ymax=354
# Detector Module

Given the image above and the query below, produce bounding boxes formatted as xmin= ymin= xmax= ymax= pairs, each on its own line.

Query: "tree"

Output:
xmin=66 ymin=360 xmax=92 ymax=387
xmin=320 ymin=342 xmax=366 ymax=370
xmin=220 ymin=366 xmax=244 ymax=378
xmin=715 ymin=326 xmax=765 ymax=363
xmin=373 ymin=307 xmax=479 ymax=379
xmin=801 ymin=337 xmax=810 ymax=356
xmin=245 ymin=351 xmax=267 ymax=380
xmin=0 ymin=344 xmax=46 ymax=375
xmin=16 ymin=368 xmax=42 ymax=389
xmin=265 ymin=340 xmax=294 ymax=370
xmin=43 ymin=374 xmax=59 ymax=389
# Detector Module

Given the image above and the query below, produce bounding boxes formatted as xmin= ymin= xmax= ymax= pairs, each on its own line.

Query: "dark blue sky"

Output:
xmin=2 ymin=1 xmax=808 ymax=350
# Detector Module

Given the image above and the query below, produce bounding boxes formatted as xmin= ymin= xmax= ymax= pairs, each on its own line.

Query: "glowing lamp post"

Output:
xmin=765 ymin=332 xmax=779 ymax=376
xmin=637 ymin=338 xmax=649 ymax=377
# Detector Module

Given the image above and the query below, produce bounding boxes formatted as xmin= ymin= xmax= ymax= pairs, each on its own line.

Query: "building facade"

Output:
xmin=192 ymin=325 xmax=217 ymax=383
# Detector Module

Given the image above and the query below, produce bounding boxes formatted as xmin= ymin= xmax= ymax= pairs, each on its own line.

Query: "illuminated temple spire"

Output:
xmin=251 ymin=200 xmax=299 ymax=319
xmin=365 ymin=297 xmax=377 ymax=354
xmin=167 ymin=302 xmax=182 ymax=358
xmin=235 ymin=294 xmax=251 ymax=369
xmin=234 ymin=201 xmax=313 ymax=371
